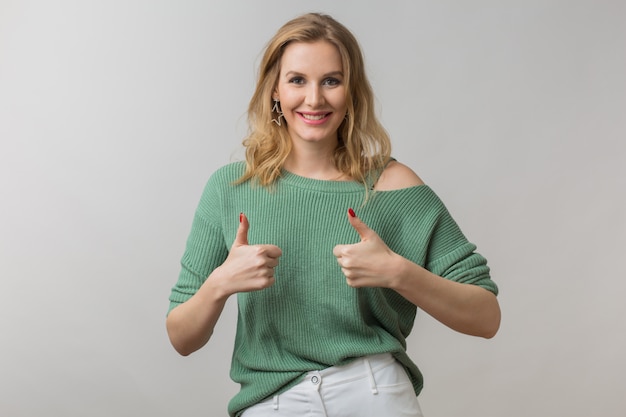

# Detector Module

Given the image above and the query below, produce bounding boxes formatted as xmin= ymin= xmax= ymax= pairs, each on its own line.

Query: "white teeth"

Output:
xmin=302 ymin=113 xmax=326 ymax=120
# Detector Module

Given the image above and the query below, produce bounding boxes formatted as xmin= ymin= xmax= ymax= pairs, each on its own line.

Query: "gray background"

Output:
xmin=1 ymin=1 xmax=625 ymax=416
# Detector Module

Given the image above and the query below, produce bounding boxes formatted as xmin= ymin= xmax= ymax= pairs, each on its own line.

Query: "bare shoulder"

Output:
xmin=374 ymin=160 xmax=425 ymax=191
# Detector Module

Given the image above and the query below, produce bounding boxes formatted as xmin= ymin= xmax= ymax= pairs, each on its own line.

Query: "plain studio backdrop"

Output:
xmin=1 ymin=1 xmax=624 ymax=416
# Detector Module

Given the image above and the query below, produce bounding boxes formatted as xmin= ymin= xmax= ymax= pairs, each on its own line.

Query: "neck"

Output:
xmin=283 ymin=143 xmax=349 ymax=181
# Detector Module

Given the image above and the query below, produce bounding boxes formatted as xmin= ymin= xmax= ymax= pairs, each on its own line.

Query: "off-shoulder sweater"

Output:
xmin=168 ymin=161 xmax=498 ymax=417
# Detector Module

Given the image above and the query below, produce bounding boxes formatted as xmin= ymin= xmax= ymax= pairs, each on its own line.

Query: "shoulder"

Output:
xmin=199 ymin=161 xmax=246 ymax=199
xmin=214 ymin=161 xmax=246 ymax=177
xmin=374 ymin=160 xmax=425 ymax=191
xmin=196 ymin=162 xmax=247 ymax=215
xmin=207 ymin=161 xmax=246 ymax=184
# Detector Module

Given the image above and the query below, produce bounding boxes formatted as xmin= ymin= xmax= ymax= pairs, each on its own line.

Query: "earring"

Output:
xmin=271 ymin=99 xmax=284 ymax=126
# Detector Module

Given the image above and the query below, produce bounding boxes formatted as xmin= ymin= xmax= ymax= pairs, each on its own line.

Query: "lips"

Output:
xmin=298 ymin=112 xmax=332 ymax=124
xmin=301 ymin=113 xmax=329 ymax=120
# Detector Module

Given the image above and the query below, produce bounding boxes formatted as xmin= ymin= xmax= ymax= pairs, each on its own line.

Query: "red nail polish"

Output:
xmin=239 ymin=213 xmax=243 ymax=223
xmin=348 ymin=208 xmax=356 ymax=218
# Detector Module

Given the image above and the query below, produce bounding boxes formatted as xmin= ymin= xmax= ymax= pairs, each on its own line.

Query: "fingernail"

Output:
xmin=239 ymin=213 xmax=243 ymax=223
xmin=348 ymin=208 xmax=356 ymax=218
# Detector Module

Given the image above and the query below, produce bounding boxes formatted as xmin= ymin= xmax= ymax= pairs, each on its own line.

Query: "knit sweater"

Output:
xmin=168 ymin=161 xmax=498 ymax=417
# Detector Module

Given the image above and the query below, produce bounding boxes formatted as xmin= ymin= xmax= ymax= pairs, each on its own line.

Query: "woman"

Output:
xmin=166 ymin=12 xmax=500 ymax=417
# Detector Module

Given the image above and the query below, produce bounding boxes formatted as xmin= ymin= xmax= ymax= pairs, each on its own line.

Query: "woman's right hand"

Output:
xmin=166 ymin=213 xmax=281 ymax=356
xmin=212 ymin=213 xmax=282 ymax=297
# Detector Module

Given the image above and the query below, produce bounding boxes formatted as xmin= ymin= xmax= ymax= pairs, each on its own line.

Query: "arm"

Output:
xmin=166 ymin=272 xmax=230 ymax=356
xmin=334 ymin=212 xmax=500 ymax=338
xmin=334 ymin=162 xmax=500 ymax=338
xmin=390 ymin=254 xmax=500 ymax=338
xmin=166 ymin=214 xmax=281 ymax=356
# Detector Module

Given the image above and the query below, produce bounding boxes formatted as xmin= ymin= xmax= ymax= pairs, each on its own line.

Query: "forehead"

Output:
xmin=279 ymin=40 xmax=343 ymax=74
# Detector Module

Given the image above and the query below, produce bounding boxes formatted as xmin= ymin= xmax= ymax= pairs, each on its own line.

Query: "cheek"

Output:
xmin=278 ymin=93 xmax=298 ymax=113
xmin=330 ymin=91 xmax=347 ymax=112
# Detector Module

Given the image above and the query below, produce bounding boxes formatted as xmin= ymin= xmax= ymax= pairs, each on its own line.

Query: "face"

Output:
xmin=274 ymin=41 xmax=347 ymax=148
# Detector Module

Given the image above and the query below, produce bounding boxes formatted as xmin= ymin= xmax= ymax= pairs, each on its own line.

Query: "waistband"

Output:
xmin=299 ymin=353 xmax=396 ymax=389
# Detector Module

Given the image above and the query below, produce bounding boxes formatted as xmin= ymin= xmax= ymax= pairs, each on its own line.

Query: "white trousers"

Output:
xmin=241 ymin=353 xmax=424 ymax=417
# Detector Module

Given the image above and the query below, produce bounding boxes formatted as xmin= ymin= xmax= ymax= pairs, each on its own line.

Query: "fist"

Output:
xmin=219 ymin=213 xmax=282 ymax=294
xmin=333 ymin=208 xmax=397 ymax=288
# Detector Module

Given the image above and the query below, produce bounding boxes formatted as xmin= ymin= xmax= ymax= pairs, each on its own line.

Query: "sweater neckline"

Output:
xmin=279 ymin=169 xmax=365 ymax=193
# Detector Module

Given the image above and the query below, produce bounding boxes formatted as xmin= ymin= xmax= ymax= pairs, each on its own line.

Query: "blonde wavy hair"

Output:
xmin=238 ymin=13 xmax=391 ymax=187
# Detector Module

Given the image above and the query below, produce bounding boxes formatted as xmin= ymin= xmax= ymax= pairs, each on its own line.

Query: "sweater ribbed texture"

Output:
xmin=168 ymin=161 xmax=498 ymax=417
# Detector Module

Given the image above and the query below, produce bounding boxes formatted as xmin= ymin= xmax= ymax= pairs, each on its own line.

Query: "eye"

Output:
xmin=288 ymin=76 xmax=305 ymax=85
xmin=323 ymin=77 xmax=341 ymax=87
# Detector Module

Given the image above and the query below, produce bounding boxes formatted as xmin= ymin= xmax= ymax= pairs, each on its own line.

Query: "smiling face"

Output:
xmin=274 ymin=41 xmax=347 ymax=148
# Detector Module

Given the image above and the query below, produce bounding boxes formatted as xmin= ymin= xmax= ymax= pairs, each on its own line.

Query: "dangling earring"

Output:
xmin=271 ymin=99 xmax=284 ymax=126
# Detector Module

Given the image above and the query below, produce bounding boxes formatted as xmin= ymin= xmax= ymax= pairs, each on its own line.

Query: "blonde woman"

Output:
xmin=166 ymin=13 xmax=500 ymax=417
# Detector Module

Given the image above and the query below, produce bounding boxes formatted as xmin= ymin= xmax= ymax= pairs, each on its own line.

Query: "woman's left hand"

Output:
xmin=333 ymin=209 xmax=401 ymax=288
xmin=333 ymin=209 xmax=501 ymax=338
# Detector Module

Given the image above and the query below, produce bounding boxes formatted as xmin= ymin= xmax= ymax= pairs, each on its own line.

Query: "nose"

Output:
xmin=305 ymin=85 xmax=324 ymax=108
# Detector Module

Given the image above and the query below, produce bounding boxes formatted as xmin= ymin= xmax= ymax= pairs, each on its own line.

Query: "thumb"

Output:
xmin=234 ymin=212 xmax=249 ymax=246
xmin=347 ymin=208 xmax=373 ymax=241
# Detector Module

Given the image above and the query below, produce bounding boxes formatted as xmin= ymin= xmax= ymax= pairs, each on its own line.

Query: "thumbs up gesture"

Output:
xmin=218 ymin=213 xmax=282 ymax=295
xmin=333 ymin=208 xmax=400 ymax=288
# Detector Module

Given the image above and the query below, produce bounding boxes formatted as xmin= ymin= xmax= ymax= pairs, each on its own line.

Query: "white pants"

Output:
xmin=241 ymin=353 xmax=424 ymax=417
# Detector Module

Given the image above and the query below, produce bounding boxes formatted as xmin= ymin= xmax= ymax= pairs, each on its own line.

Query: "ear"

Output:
xmin=272 ymin=85 xmax=279 ymax=101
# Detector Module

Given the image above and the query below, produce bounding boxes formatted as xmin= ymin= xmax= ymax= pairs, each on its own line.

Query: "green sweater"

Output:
xmin=168 ymin=161 xmax=498 ymax=417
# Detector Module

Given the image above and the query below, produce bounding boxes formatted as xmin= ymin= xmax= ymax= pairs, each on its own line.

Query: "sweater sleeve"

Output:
xmin=167 ymin=172 xmax=230 ymax=314
xmin=423 ymin=197 xmax=498 ymax=295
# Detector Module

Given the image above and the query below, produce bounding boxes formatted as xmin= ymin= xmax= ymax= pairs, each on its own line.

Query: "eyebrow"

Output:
xmin=284 ymin=70 xmax=344 ymax=78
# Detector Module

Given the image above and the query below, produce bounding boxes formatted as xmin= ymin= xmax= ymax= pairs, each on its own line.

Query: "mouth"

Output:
xmin=298 ymin=112 xmax=332 ymax=123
